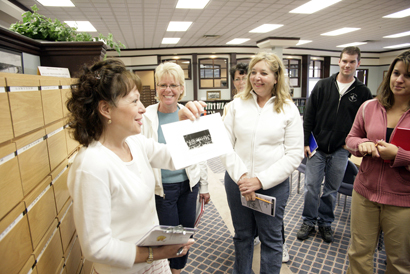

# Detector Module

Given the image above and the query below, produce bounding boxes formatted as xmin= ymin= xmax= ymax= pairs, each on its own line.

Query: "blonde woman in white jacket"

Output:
xmin=221 ymin=52 xmax=304 ymax=274
xmin=141 ymin=62 xmax=210 ymax=274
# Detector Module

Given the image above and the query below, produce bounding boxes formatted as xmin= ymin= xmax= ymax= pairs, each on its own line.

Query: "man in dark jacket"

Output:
xmin=297 ymin=47 xmax=373 ymax=243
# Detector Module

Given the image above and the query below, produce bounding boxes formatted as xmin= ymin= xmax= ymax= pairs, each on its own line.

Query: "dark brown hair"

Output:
xmin=340 ymin=46 xmax=361 ymax=61
xmin=376 ymin=50 xmax=410 ymax=110
xmin=67 ymin=59 xmax=142 ymax=146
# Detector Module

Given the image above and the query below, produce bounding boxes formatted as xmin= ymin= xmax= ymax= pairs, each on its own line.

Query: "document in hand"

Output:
xmin=194 ymin=198 xmax=205 ymax=228
xmin=136 ymin=225 xmax=198 ymax=247
xmin=161 ymin=113 xmax=233 ymax=169
xmin=240 ymin=193 xmax=276 ymax=217
xmin=390 ymin=127 xmax=410 ymax=151
xmin=309 ymin=132 xmax=318 ymax=158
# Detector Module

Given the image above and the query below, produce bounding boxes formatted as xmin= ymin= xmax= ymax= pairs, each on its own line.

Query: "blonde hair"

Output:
xmin=155 ymin=62 xmax=186 ymax=101
xmin=238 ymin=52 xmax=292 ymax=113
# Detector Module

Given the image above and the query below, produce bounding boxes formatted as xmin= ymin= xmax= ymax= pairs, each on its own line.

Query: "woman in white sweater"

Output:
xmin=66 ymin=59 xmax=204 ymax=274
xmin=221 ymin=52 xmax=304 ymax=274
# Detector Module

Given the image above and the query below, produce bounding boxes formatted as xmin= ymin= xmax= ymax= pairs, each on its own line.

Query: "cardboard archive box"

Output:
xmin=0 ymin=202 xmax=33 ymax=274
xmin=0 ymin=75 xmax=14 ymax=143
xmin=0 ymin=142 xmax=23 ymax=220
xmin=15 ymin=129 xmax=50 ymax=196
xmin=6 ymin=75 xmax=44 ymax=138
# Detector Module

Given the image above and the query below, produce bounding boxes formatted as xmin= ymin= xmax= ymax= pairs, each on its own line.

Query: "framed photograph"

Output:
xmin=0 ymin=48 xmax=23 ymax=74
xmin=207 ymin=90 xmax=221 ymax=100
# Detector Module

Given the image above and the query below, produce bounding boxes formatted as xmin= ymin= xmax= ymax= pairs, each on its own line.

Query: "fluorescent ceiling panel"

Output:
xmin=289 ymin=0 xmax=342 ymax=14
xmin=249 ymin=24 xmax=283 ymax=33
xmin=336 ymin=42 xmax=367 ymax=47
xmin=162 ymin=38 xmax=180 ymax=44
xmin=383 ymin=8 xmax=410 ymax=18
xmin=176 ymin=0 xmax=210 ymax=9
xmin=65 ymin=21 xmax=97 ymax=32
xmin=37 ymin=0 xmax=74 ymax=7
xmin=384 ymin=43 xmax=410 ymax=49
xmin=296 ymin=40 xmax=312 ymax=45
xmin=226 ymin=38 xmax=250 ymax=45
xmin=383 ymin=31 xmax=410 ymax=38
xmin=167 ymin=22 xmax=192 ymax=32
xmin=321 ymin=27 xmax=360 ymax=36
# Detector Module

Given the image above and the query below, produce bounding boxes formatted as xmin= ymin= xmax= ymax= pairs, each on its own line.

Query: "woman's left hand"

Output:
xmin=377 ymin=140 xmax=398 ymax=161
xmin=238 ymin=177 xmax=262 ymax=195
xmin=199 ymin=193 xmax=211 ymax=204
xmin=179 ymin=101 xmax=206 ymax=121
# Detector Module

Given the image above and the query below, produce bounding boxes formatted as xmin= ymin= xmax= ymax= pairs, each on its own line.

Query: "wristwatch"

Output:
xmin=146 ymin=247 xmax=154 ymax=264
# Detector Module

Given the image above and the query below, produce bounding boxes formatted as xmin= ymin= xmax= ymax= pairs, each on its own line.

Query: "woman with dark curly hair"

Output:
xmin=66 ymin=59 xmax=205 ymax=274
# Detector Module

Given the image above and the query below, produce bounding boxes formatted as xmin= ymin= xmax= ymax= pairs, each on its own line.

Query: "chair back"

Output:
xmin=342 ymin=160 xmax=359 ymax=185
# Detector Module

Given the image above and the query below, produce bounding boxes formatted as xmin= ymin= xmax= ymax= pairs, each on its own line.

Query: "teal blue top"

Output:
xmin=157 ymin=108 xmax=188 ymax=184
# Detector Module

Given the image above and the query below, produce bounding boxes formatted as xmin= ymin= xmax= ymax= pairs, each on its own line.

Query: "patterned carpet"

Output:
xmin=182 ymin=158 xmax=387 ymax=273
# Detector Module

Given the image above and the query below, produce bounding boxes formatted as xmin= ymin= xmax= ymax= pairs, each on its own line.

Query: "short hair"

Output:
xmin=230 ymin=63 xmax=248 ymax=79
xmin=238 ymin=52 xmax=292 ymax=113
xmin=155 ymin=62 xmax=186 ymax=101
xmin=67 ymin=59 xmax=141 ymax=146
xmin=377 ymin=50 xmax=410 ymax=110
xmin=340 ymin=46 xmax=361 ymax=61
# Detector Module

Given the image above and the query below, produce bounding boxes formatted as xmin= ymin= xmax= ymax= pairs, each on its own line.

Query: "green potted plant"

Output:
xmin=9 ymin=4 xmax=125 ymax=55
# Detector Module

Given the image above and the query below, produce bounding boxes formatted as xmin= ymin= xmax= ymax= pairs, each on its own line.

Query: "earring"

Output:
xmin=108 ymin=119 xmax=112 ymax=124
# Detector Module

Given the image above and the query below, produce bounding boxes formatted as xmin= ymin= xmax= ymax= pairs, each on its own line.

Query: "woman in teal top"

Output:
xmin=141 ymin=62 xmax=210 ymax=274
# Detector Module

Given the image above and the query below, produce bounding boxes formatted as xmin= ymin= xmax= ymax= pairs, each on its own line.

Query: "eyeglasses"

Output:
xmin=157 ymin=84 xmax=181 ymax=90
xmin=233 ymin=77 xmax=247 ymax=82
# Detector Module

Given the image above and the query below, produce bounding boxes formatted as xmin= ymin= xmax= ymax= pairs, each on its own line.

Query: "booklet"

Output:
xmin=309 ymin=132 xmax=318 ymax=158
xmin=136 ymin=225 xmax=197 ymax=247
xmin=240 ymin=193 xmax=276 ymax=217
xmin=194 ymin=198 xmax=205 ymax=228
xmin=390 ymin=127 xmax=410 ymax=151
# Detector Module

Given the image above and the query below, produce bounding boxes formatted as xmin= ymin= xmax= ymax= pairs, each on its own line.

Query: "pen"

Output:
xmin=255 ymin=197 xmax=272 ymax=204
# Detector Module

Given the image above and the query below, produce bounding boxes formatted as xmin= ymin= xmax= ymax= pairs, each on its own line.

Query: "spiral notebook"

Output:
xmin=136 ymin=225 xmax=197 ymax=247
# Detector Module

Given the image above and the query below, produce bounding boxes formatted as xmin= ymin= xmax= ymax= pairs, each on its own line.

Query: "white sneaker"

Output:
xmin=253 ymin=236 xmax=260 ymax=246
xmin=282 ymin=243 xmax=290 ymax=263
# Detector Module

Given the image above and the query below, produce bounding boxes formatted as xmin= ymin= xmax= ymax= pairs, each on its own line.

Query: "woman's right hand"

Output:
xmin=179 ymin=101 xmax=206 ymax=121
xmin=358 ymin=141 xmax=380 ymax=157
xmin=157 ymin=239 xmax=195 ymax=259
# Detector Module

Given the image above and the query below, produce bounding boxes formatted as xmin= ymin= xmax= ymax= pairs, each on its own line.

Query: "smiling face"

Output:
xmin=157 ymin=74 xmax=183 ymax=110
xmin=109 ymin=86 xmax=146 ymax=137
xmin=338 ymin=53 xmax=360 ymax=79
xmin=390 ymin=60 xmax=410 ymax=102
xmin=250 ymin=60 xmax=277 ymax=100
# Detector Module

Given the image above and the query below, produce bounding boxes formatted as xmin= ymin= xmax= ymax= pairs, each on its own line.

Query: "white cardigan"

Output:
xmin=221 ymin=92 xmax=304 ymax=189
xmin=67 ymin=135 xmax=174 ymax=274
xmin=141 ymin=103 xmax=209 ymax=197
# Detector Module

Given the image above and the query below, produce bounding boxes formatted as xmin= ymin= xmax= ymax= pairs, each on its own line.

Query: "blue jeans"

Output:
xmin=225 ymin=172 xmax=288 ymax=274
xmin=155 ymin=180 xmax=199 ymax=270
xmin=302 ymin=148 xmax=349 ymax=227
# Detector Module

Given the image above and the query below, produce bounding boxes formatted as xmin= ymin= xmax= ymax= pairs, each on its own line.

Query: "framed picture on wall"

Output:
xmin=0 ymin=47 xmax=23 ymax=73
xmin=207 ymin=90 xmax=221 ymax=100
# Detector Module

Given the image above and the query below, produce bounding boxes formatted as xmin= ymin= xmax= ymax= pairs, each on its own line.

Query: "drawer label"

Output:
xmin=47 ymin=127 xmax=64 ymax=139
xmin=59 ymin=200 xmax=73 ymax=223
xmin=61 ymin=85 xmax=71 ymax=89
xmin=0 ymin=152 xmax=16 ymax=166
xmin=16 ymin=137 xmax=45 ymax=155
xmin=41 ymin=86 xmax=59 ymax=90
xmin=36 ymin=227 xmax=58 ymax=263
xmin=0 ymin=87 xmax=5 ymax=93
xmin=9 ymin=86 xmax=39 ymax=92
xmin=0 ymin=212 xmax=24 ymax=242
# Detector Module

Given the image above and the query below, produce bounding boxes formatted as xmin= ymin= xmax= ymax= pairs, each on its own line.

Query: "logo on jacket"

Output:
xmin=348 ymin=93 xmax=358 ymax=102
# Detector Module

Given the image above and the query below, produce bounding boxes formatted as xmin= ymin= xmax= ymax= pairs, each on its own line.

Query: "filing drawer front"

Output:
xmin=52 ymin=167 xmax=70 ymax=214
xmin=61 ymin=89 xmax=71 ymax=117
xmin=0 ymin=143 xmax=23 ymax=220
xmin=41 ymin=89 xmax=64 ymax=125
xmin=18 ymin=255 xmax=36 ymax=274
xmin=0 ymin=203 xmax=33 ymax=274
xmin=46 ymin=126 xmax=68 ymax=171
xmin=65 ymin=236 xmax=82 ymax=274
xmin=0 ymin=91 xmax=14 ymax=143
xmin=17 ymin=139 xmax=50 ymax=196
xmin=65 ymin=127 xmax=80 ymax=155
xmin=25 ymin=177 xmax=57 ymax=250
xmin=58 ymin=200 xmax=76 ymax=253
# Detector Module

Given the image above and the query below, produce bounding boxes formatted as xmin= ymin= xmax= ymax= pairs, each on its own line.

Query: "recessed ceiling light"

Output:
xmin=37 ymin=0 xmax=74 ymax=7
xmin=383 ymin=31 xmax=410 ymax=38
xmin=249 ymin=24 xmax=283 ymax=33
xmin=296 ymin=40 xmax=312 ymax=45
xmin=176 ymin=0 xmax=210 ymax=9
xmin=162 ymin=38 xmax=180 ymax=44
xmin=167 ymin=22 xmax=192 ymax=32
xmin=64 ymin=21 xmax=96 ymax=32
xmin=336 ymin=42 xmax=367 ymax=47
xmin=383 ymin=8 xmax=410 ymax=18
xmin=384 ymin=43 xmax=410 ymax=49
xmin=321 ymin=28 xmax=360 ymax=36
xmin=226 ymin=38 xmax=250 ymax=45
xmin=289 ymin=0 xmax=342 ymax=14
